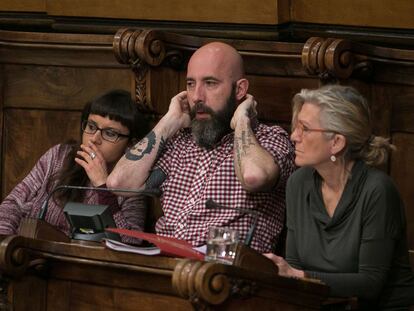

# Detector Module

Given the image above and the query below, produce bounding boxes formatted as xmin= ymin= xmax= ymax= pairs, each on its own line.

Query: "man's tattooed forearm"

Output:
xmin=241 ymin=129 xmax=255 ymax=149
xmin=234 ymin=128 xmax=255 ymax=167
xmin=234 ymin=136 xmax=243 ymax=169
xmin=125 ymin=131 xmax=156 ymax=161
xmin=154 ymin=136 xmax=167 ymax=162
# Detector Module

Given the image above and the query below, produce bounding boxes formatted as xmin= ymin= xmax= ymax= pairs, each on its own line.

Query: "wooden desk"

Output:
xmin=0 ymin=235 xmax=333 ymax=310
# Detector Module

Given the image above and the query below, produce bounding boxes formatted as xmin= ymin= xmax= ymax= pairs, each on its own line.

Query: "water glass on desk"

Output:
xmin=205 ymin=227 xmax=239 ymax=265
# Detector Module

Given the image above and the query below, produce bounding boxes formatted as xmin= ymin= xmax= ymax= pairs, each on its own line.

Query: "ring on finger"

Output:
xmin=90 ymin=152 xmax=96 ymax=160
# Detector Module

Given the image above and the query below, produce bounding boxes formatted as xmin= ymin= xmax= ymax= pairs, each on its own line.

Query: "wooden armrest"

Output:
xmin=232 ymin=242 xmax=278 ymax=275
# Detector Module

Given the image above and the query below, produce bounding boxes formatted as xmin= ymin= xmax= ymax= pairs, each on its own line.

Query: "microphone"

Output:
xmin=38 ymin=185 xmax=161 ymax=220
xmin=205 ymin=198 xmax=259 ymax=247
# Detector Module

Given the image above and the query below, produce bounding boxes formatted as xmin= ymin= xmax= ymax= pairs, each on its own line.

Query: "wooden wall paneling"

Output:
xmin=390 ymin=85 xmax=414 ymax=134
xmin=0 ymin=0 xmax=45 ymax=12
xmin=390 ymin=133 xmax=414 ymax=267
xmin=45 ymin=0 xmax=287 ymax=25
xmin=366 ymin=84 xmax=393 ymax=138
xmin=291 ymin=0 xmax=414 ymax=29
xmin=147 ymin=66 xmax=183 ymax=117
xmin=2 ymin=65 xmax=131 ymax=110
xmin=2 ymin=0 xmax=414 ymax=30
xmin=0 ymin=42 xmax=119 ymax=69
xmin=248 ymin=75 xmax=319 ymax=127
xmin=389 ymin=84 xmax=414 ymax=260
xmin=2 ymin=109 xmax=81 ymax=197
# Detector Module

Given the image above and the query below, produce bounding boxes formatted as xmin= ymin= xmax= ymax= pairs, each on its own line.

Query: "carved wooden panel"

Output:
xmin=2 ymin=65 xmax=130 ymax=110
xmin=149 ymin=67 xmax=184 ymax=117
xmin=2 ymin=109 xmax=81 ymax=197
xmin=248 ymin=75 xmax=319 ymax=126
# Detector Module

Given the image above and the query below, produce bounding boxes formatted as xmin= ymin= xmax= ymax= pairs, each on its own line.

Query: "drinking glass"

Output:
xmin=205 ymin=227 xmax=239 ymax=265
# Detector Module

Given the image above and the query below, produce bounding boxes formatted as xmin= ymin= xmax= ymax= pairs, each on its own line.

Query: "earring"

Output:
xmin=330 ymin=155 xmax=336 ymax=162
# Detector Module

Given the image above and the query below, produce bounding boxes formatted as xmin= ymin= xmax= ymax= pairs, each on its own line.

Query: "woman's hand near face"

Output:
xmin=264 ymin=253 xmax=305 ymax=279
xmin=75 ymin=143 xmax=108 ymax=187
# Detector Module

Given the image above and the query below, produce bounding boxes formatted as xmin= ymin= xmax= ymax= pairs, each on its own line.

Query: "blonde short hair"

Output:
xmin=292 ymin=84 xmax=395 ymax=166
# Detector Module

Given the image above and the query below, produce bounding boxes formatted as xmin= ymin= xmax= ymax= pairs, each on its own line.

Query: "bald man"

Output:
xmin=108 ymin=42 xmax=295 ymax=253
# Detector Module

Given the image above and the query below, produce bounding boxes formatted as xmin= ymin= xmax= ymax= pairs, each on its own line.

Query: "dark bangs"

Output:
xmin=83 ymin=89 xmax=149 ymax=140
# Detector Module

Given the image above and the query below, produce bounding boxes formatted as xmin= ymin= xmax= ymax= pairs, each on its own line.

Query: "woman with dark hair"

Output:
xmin=0 ymin=89 xmax=150 ymax=244
xmin=265 ymin=85 xmax=414 ymax=310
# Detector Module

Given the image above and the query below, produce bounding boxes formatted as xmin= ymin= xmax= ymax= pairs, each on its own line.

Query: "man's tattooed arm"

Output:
xmin=234 ymin=127 xmax=256 ymax=172
xmin=125 ymin=131 xmax=161 ymax=161
xmin=124 ymin=132 xmax=168 ymax=190
xmin=154 ymin=136 xmax=167 ymax=163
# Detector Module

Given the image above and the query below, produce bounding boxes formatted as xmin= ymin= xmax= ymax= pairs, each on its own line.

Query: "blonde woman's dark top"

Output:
xmin=286 ymin=160 xmax=414 ymax=310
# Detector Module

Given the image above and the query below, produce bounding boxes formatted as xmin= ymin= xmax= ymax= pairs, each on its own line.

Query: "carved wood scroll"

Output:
xmin=171 ymin=258 xmax=333 ymax=309
xmin=173 ymin=260 xmax=231 ymax=308
xmin=301 ymin=37 xmax=373 ymax=83
xmin=113 ymin=28 xmax=184 ymax=112
xmin=0 ymin=235 xmax=29 ymax=277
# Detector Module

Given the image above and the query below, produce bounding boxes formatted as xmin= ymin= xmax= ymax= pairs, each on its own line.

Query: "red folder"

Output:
xmin=106 ymin=228 xmax=205 ymax=261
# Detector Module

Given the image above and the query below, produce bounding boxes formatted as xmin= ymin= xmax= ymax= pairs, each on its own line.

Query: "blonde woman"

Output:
xmin=266 ymin=85 xmax=414 ymax=310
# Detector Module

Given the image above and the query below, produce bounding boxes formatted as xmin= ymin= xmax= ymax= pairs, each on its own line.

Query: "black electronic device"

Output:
xmin=63 ymin=202 xmax=120 ymax=242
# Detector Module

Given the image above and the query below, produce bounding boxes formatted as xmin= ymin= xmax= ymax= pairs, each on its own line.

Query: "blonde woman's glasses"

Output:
xmin=293 ymin=121 xmax=338 ymax=137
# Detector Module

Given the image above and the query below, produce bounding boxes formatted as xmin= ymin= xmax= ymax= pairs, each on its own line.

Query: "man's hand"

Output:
xmin=165 ymin=91 xmax=191 ymax=130
xmin=230 ymin=94 xmax=258 ymax=130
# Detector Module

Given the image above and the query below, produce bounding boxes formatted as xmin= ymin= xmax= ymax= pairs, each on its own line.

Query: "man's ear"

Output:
xmin=331 ymin=134 xmax=347 ymax=155
xmin=235 ymin=78 xmax=249 ymax=101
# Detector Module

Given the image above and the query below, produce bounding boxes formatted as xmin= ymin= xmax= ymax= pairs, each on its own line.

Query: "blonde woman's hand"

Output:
xmin=263 ymin=253 xmax=305 ymax=279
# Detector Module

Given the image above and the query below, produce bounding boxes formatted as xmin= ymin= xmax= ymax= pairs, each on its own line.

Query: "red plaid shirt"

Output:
xmin=155 ymin=123 xmax=295 ymax=253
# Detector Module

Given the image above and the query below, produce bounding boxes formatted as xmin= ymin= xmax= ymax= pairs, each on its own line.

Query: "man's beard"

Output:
xmin=190 ymin=86 xmax=237 ymax=150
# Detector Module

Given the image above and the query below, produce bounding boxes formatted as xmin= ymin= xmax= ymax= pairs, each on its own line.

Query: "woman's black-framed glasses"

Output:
xmin=81 ymin=120 xmax=130 ymax=143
